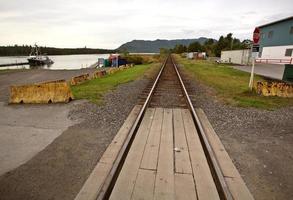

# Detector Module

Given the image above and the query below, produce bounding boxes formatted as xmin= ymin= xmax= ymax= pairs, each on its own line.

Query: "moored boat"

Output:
xmin=27 ymin=44 xmax=54 ymax=66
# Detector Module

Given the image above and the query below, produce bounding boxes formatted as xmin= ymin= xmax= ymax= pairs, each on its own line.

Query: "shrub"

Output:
xmin=121 ymin=55 xmax=144 ymax=65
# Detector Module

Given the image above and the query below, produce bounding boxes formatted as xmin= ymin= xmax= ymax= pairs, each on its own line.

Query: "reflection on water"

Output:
xmin=0 ymin=54 xmax=109 ymax=70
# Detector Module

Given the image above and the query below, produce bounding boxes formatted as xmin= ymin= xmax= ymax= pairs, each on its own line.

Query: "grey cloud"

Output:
xmin=0 ymin=0 xmax=292 ymax=48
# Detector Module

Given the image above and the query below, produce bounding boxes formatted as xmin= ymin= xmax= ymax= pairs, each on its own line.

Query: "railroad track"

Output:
xmin=76 ymin=55 xmax=253 ymax=200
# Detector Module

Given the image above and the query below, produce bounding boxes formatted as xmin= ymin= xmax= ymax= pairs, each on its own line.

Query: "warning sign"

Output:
xmin=253 ymin=27 xmax=260 ymax=44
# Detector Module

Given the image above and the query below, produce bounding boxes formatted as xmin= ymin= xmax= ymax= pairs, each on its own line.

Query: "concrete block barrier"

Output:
xmin=71 ymin=74 xmax=90 ymax=85
xmin=118 ymin=65 xmax=126 ymax=71
xmin=104 ymin=64 xmax=135 ymax=75
xmin=92 ymin=70 xmax=106 ymax=79
xmin=256 ymin=81 xmax=293 ymax=97
xmin=9 ymin=80 xmax=74 ymax=104
xmin=106 ymin=67 xmax=119 ymax=74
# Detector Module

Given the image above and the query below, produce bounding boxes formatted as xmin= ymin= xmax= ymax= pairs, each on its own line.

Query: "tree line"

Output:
xmin=168 ymin=33 xmax=251 ymax=57
xmin=0 ymin=45 xmax=115 ymax=56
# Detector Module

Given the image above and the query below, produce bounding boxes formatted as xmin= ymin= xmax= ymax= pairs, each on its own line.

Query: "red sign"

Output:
xmin=253 ymin=27 xmax=260 ymax=44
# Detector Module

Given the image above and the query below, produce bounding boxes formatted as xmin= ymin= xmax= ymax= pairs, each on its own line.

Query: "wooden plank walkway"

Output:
xmin=75 ymin=106 xmax=253 ymax=200
xmin=109 ymin=108 xmax=219 ymax=200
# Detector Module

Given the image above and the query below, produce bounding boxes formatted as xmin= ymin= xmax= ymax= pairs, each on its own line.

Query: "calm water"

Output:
xmin=0 ymin=54 xmax=109 ymax=70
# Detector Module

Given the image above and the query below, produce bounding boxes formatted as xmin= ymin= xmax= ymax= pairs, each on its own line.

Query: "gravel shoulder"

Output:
xmin=0 ymin=69 xmax=151 ymax=200
xmin=180 ymin=67 xmax=293 ymax=200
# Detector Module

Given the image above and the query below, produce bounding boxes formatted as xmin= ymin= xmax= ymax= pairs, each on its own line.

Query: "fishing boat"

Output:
xmin=27 ymin=44 xmax=54 ymax=66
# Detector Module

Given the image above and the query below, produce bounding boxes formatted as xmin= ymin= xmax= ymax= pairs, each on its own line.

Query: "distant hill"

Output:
xmin=0 ymin=45 xmax=115 ymax=56
xmin=117 ymin=38 xmax=212 ymax=53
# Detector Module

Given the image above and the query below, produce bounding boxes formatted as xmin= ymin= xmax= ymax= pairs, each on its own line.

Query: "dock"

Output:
xmin=0 ymin=62 xmax=29 ymax=67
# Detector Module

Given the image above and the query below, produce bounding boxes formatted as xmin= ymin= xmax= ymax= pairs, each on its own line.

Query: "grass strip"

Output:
xmin=176 ymin=55 xmax=293 ymax=110
xmin=71 ymin=64 xmax=156 ymax=104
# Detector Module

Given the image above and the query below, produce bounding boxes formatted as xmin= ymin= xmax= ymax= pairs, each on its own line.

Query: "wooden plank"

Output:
xmin=75 ymin=105 xmax=142 ymax=200
xmin=174 ymin=173 xmax=198 ymax=200
xmin=131 ymin=169 xmax=156 ymax=200
xmin=173 ymin=109 xmax=192 ymax=174
xmin=109 ymin=108 xmax=155 ymax=200
xmin=181 ymin=109 xmax=220 ymax=200
xmin=154 ymin=109 xmax=175 ymax=200
xmin=196 ymin=108 xmax=254 ymax=200
xmin=140 ymin=108 xmax=163 ymax=170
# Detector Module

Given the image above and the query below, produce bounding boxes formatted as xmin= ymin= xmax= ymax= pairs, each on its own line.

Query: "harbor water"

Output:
xmin=0 ymin=54 xmax=110 ymax=70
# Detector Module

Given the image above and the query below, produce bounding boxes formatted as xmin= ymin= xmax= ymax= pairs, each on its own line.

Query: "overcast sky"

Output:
xmin=0 ymin=0 xmax=292 ymax=49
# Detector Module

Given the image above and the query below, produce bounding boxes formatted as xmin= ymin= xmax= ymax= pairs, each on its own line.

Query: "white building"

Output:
xmin=220 ymin=49 xmax=251 ymax=65
xmin=258 ymin=16 xmax=293 ymax=63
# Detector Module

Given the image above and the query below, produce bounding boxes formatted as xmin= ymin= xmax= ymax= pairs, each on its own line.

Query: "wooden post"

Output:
xmin=249 ymin=58 xmax=255 ymax=90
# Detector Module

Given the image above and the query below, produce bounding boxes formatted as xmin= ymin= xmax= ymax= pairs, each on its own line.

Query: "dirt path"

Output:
xmin=181 ymin=69 xmax=293 ymax=200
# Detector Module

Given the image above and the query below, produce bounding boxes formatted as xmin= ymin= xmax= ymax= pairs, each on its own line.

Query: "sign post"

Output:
xmin=249 ymin=56 xmax=256 ymax=90
xmin=249 ymin=27 xmax=260 ymax=90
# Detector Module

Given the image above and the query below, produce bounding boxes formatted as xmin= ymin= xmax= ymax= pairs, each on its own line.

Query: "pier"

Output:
xmin=0 ymin=62 xmax=29 ymax=67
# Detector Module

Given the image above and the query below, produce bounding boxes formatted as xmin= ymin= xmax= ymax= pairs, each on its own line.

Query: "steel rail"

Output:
xmin=171 ymin=55 xmax=233 ymax=200
xmin=97 ymin=55 xmax=233 ymax=200
xmin=96 ymin=56 xmax=168 ymax=200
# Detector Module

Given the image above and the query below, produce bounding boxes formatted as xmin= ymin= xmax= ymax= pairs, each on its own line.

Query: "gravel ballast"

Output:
xmin=0 ymin=78 xmax=149 ymax=200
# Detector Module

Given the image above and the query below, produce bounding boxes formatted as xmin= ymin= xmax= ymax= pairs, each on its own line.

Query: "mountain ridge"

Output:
xmin=117 ymin=37 xmax=213 ymax=53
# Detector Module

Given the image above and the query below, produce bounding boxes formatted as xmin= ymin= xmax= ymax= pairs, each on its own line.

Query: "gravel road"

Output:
xmin=180 ymin=67 xmax=293 ymax=200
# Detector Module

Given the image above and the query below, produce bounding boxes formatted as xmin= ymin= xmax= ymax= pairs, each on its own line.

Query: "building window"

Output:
xmin=285 ymin=49 xmax=293 ymax=57
xmin=290 ymin=26 xmax=293 ymax=34
xmin=261 ymin=33 xmax=265 ymax=39
xmin=268 ymin=31 xmax=274 ymax=39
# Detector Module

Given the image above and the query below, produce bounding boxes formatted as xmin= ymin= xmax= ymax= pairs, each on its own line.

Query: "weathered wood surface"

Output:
xmin=181 ymin=109 xmax=220 ymax=200
xmin=76 ymin=107 xmax=253 ymax=200
xmin=109 ymin=109 xmax=155 ymax=200
xmin=110 ymin=108 xmax=218 ymax=200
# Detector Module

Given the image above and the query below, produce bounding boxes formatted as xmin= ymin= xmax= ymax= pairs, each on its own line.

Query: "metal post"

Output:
xmin=249 ymin=58 xmax=255 ymax=90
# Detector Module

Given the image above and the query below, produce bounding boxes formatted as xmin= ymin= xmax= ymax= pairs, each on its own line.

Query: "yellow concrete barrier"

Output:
xmin=256 ymin=81 xmax=293 ymax=97
xmin=106 ymin=64 xmax=134 ymax=74
xmin=9 ymin=80 xmax=74 ymax=104
xmin=92 ymin=70 xmax=107 ymax=79
xmin=118 ymin=65 xmax=126 ymax=70
xmin=106 ymin=67 xmax=119 ymax=74
xmin=71 ymin=74 xmax=90 ymax=85
xmin=126 ymin=63 xmax=134 ymax=68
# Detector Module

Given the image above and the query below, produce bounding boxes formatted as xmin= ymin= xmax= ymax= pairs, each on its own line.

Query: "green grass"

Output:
xmin=176 ymin=55 xmax=293 ymax=110
xmin=71 ymin=64 xmax=156 ymax=104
